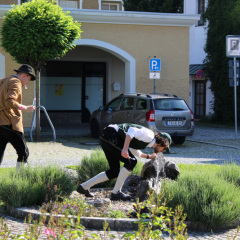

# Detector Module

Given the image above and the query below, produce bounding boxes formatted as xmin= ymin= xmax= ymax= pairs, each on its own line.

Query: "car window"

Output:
xmin=120 ymin=97 xmax=134 ymax=110
xmin=136 ymin=99 xmax=147 ymax=110
xmin=154 ymin=99 xmax=189 ymax=111
xmin=105 ymin=98 xmax=122 ymax=111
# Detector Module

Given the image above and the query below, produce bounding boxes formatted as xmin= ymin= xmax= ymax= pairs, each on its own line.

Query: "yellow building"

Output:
xmin=0 ymin=0 xmax=199 ymax=131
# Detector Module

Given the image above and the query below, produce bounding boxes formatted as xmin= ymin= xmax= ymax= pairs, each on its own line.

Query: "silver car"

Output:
xmin=90 ymin=93 xmax=194 ymax=144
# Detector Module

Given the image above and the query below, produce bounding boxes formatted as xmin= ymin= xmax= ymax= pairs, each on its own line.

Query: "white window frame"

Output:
xmin=59 ymin=0 xmax=78 ymax=9
xmin=197 ymin=0 xmax=205 ymax=26
xmin=101 ymin=3 xmax=119 ymax=11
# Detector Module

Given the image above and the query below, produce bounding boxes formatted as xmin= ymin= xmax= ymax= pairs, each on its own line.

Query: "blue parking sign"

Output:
xmin=150 ymin=58 xmax=161 ymax=71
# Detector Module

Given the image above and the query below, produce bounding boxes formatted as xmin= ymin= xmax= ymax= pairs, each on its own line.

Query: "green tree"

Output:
xmin=123 ymin=0 xmax=183 ymax=13
xmin=0 ymin=0 xmax=81 ymax=139
xmin=204 ymin=0 xmax=240 ymax=122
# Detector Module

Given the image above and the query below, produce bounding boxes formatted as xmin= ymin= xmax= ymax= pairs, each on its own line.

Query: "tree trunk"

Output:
xmin=35 ymin=70 xmax=40 ymax=140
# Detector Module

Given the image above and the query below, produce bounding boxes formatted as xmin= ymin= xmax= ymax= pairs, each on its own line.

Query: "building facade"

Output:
xmin=185 ymin=0 xmax=214 ymax=119
xmin=0 ymin=0 xmax=199 ymax=129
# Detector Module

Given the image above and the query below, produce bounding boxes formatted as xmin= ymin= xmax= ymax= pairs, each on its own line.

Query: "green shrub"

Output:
xmin=0 ymin=165 xmax=75 ymax=207
xmin=76 ymin=148 xmax=143 ymax=188
xmin=164 ymin=169 xmax=240 ymax=229
xmin=216 ymin=162 xmax=240 ymax=186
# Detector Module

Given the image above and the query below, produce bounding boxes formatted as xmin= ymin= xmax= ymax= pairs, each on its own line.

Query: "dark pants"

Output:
xmin=99 ymin=127 xmax=137 ymax=180
xmin=0 ymin=125 xmax=29 ymax=165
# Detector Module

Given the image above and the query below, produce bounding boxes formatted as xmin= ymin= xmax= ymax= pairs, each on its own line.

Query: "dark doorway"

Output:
xmin=40 ymin=61 xmax=106 ymax=127
xmin=194 ymin=80 xmax=206 ymax=119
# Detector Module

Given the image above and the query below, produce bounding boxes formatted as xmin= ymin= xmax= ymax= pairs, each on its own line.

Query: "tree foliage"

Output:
xmin=123 ymin=0 xmax=183 ymax=13
xmin=0 ymin=0 xmax=82 ymax=139
xmin=204 ymin=0 xmax=240 ymax=122
xmin=0 ymin=0 xmax=81 ymax=71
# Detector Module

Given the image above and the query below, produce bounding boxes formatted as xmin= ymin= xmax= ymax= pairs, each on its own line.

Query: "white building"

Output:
xmin=185 ymin=0 xmax=214 ymax=119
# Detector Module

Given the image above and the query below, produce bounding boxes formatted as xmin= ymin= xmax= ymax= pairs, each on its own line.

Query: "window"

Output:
xmin=194 ymin=81 xmax=206 ymax=119
xmin=59 ymin=0 xmax=78 ymax=9
xmin=136 ymin=99 xmax=147 ymax=110
xmin=154 ymin=99 xmax=189 ymax=111
xmin=120 ymin=97 xmax=134 ymax=110
xmin=198 ymin=0 xmax=205 ymax=26
xmin=105 ymin=98 xmax=122 ymax=111
xmin=101 ymin=3 xmax=119 ymax=11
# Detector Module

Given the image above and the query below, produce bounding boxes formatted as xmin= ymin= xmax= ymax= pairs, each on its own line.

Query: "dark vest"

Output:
xmin=117 ymin=123 xmax=153 ymax=149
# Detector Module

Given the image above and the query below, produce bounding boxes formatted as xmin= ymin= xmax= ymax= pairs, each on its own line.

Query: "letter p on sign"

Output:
xmin=150 ymin=59 xmax=161 ymax=71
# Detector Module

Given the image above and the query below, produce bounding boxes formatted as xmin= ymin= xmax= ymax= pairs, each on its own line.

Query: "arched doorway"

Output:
xmin=40 ymin=40 xmax=136 ymax=127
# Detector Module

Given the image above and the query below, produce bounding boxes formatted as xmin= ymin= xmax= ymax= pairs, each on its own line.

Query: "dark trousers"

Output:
xmin=0 ymin=125 xmax=29 ymax=165
xmin=99 ymin=127 xmax=137 ymax=180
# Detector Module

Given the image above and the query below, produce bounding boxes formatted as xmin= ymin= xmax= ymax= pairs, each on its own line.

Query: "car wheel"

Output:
xmin=90 ymin=119 xmax=101 ymax=138
xmin=171 ymin=136 xmax=186 ymax=145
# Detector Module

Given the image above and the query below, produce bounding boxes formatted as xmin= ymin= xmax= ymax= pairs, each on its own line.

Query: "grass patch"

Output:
xmin=0 ymin=167 xmax=15 ymax=175
xmin=66 ymin=165 xmax=78 ymax=170
xmin=164 ymin=163 xmax=240 ymax=230
xmin=178 ymin=163 xmax=223 ymax=172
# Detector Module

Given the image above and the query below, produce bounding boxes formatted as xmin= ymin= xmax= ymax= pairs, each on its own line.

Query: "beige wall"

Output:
xmin=82 ymin=0 xmax=99 ymax=9
xmin=0 ymin=0 xmax=17 ymax=4
xmin=81 ymin=23 xmax=190 ymax=103
xmin=0 ymin=16 xmax=190 ymax=129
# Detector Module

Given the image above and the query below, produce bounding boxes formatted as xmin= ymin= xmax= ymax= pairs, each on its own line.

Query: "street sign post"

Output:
xmin=226 ymin=35 xmax=239 ymax=139
xmin=149 ymin=57 xmax=161 ymax=93
xmin=149 ymin=72 xmax=160 ymax=79
xmin=229 ymin=59 xmax=239 ymax=87
xmin=150 ymin=58 xmax=161 ymax=71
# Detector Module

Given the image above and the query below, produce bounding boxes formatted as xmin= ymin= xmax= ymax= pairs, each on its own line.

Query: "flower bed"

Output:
xmin=41 ymin=189 xmax=135 ymax=219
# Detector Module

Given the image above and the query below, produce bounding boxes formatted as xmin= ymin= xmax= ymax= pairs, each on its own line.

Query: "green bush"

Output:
xmin=0 ymin=165 xmax=75 ymax=207
xmin=76 ymin=148 xmax=143 ymax=188
xmin=216 ymin=162 xmax=240 ymax=186
xmin=164 ymin=165 xmax=240 ymax=230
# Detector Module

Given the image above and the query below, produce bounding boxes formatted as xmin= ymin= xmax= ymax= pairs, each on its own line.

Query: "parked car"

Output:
xmin=90 ymin=93 xmax=194 ymax=144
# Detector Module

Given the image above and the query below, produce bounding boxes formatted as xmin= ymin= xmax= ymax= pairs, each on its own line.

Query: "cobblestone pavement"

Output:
xmin=1 ymin=123 xmax=240 ymax=239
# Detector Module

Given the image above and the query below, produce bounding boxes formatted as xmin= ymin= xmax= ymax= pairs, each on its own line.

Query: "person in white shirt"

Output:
xmin=76 ymin=123 xmax=171 ymax=201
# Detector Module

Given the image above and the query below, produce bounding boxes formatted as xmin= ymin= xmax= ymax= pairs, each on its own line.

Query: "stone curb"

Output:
xmin=6 ymin=205 xmax=240 ymax=232
xmin=6 ymin=206 xmax=140 ymax=231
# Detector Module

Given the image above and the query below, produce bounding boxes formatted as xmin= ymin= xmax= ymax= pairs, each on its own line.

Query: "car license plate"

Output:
xmin=166 ymin=121 xmax=183 ymax=126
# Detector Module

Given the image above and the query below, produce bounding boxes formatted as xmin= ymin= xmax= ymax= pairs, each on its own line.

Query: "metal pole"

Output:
xmin=233 ymin=57 xmax=238 ymax=139
xmin=154 ymin=56 xmax=156 ymax=93
xmin=154 ymin=78 xmax=156 ymax=93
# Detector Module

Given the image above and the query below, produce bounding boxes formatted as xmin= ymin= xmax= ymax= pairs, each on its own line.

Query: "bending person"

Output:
xmin=76 ymin=123 xmax=171 ymax=201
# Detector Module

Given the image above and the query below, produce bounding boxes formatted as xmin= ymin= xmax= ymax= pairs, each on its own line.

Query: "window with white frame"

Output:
xmin=101 ymin=3 xmax=119 ymax=11
xmin=59 ymin=0 xmax=78 ymax=9
xmin=198 ymin=0 xmax=205 ymax=26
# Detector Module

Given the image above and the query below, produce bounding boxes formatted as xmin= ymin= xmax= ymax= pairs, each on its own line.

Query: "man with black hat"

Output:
xmin=76 ymin=123 xmax=171 ymax=201
xmin=0 ymin=64 xmax=36 ymax=170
